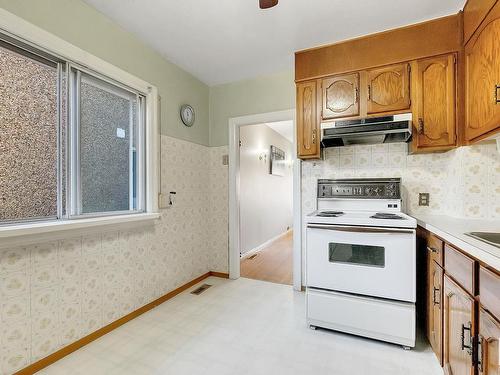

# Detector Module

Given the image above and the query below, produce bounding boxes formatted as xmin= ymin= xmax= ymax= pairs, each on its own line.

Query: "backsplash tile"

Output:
xmin=302 ymin=142 xmax=500 ymax=219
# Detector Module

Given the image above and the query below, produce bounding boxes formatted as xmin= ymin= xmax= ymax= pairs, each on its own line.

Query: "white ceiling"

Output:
xmin=266 ymin=120 xmax=293 ymax=143
xmin=83 ymin=0 xmax=464 ymax=86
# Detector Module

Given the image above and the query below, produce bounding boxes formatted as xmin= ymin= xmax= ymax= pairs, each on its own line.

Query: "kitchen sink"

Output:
xmin=465 ymin=232 xmax=500 ymax=248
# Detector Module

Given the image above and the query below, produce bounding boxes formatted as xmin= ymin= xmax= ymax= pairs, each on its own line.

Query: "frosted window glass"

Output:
xmin=0 ymin=45 xmax=58 ymax=222
xmin=79 ymin=73 xmax=138 ymax=214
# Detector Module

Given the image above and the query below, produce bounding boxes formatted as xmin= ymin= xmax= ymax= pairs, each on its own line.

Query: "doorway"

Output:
xmin=228 ymin=110 xmax=302 ymax=290
xmin=238 ymin=121 xmax=294 ymax=285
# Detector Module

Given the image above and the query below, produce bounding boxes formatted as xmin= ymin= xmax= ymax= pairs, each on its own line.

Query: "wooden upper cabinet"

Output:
xmin=367 ymin=63 xmax=411 ymax=114
xmin=463 ymin=0 xmax=498 ymax=43
xmin=296 ymin=81 xmax=320 ymax=159
xmin=411 ymin=54 xmax=457 ymax=152
xmin=443 ymin=275 xmax=475 ymax=375
xmin=465 ymin=2 xmax=500 ymax=142
xmin=321 ymin=73 xmax=360 ymax=119
xmin=478 ymin=308 xmax=500 ymax=375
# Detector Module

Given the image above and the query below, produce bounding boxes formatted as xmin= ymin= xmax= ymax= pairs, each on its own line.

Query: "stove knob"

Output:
xmin=365 ymin=187 xmax=372 ymax=195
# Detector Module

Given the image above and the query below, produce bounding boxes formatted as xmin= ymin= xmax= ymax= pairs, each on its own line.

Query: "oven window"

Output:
xmin=328 ymin=243 xmax=385 ymax=268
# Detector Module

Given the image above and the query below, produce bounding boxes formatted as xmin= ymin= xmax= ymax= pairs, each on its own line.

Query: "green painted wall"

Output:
xmin=209 ymin=70 xmax=295 ymax=147
xmin=0 ymin=0 xmax=210 ymax=146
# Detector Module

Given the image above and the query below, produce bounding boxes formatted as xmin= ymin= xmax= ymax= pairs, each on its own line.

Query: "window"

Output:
xmin=69 ymin=69 xmax=145 ymax=217
xmin=0 ymin=36 xmax=148 ymax=226
xmin=0 ymin=43 xmax=59 ymax=223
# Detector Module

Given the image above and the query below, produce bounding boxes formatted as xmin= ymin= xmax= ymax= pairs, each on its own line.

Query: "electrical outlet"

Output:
xmin=419 ymin=193 xmax=430 ymax=206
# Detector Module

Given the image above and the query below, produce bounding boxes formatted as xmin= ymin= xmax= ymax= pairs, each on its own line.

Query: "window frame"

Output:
xmin=67 ymin=65 xmax=147 ymax=219
xmin=0 ymin=9 xmax=160 ymax=239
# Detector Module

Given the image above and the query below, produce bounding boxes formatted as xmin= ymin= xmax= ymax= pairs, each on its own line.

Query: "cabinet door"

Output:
xmin=443 ymin=275 xmax=475 ymax=375
xmin=367 ymin=63 xmax=411 ymax=114
xmin=478 ymin=308 xmax=500 ymax=375
xmin=465 ymin=3 xmax=500 ymax=142
xmin=427 ymin=256 xmax=443 ymax=364
xmin=296 ymin=81 xmax=320 ymax=159
xmin=412 ymin=54 xmax=456 ymax=151
xmin=322 ymin=73 xmax=359 ymax=119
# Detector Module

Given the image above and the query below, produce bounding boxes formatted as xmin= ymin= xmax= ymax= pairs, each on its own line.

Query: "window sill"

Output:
xmin=0 ymin=213 xmax=160 ymax=240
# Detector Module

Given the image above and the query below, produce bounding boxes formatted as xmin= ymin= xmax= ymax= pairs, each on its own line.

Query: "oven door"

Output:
xmin=306 ymin=224 xmax=416 ymax=302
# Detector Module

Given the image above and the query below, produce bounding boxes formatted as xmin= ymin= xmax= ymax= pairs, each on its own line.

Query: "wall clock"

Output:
xmin=180 ymin=104 xmax=195 ymax=127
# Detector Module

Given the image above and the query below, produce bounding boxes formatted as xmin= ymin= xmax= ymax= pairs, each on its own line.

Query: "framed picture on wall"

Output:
xmin=270 ymin=145 xmax=286 ymax=176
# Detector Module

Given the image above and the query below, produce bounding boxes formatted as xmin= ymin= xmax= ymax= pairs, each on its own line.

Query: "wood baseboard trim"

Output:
xmin=15 ymin=270 xmax=229 ymax=375
xmin=210 ymin=271 xmax=229 ymax=279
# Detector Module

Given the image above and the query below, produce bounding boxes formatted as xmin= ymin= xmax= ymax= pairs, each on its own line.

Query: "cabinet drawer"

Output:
xmin=427 ymin=234 xmax=444 ymax=267
xmin=480 ymin=266 xmax=500 ymax=319
xmin=444 ymin=244 xmax=475 ymax=296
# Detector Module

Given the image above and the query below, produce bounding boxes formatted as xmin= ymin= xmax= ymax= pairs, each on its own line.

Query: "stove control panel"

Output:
xmin=318 ymin=178 xmax=401 ymax=199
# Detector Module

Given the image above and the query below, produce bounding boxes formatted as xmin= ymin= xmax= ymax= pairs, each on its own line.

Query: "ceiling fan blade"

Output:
xmin=259 ymin=0 xmax=278 ymax=9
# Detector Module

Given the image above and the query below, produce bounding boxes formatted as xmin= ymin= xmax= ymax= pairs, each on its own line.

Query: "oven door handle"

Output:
xmin=306 ymin=224 xmax=414 ymax=234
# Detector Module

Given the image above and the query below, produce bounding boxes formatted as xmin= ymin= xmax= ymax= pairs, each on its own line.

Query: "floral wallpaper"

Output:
xmin=301 ymin=142 xmax=500 ymax=219
xmin=0 ymin=136 xmax=229 ymax=375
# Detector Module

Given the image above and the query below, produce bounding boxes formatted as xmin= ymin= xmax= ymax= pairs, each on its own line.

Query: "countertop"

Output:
xmin=410 ymin=213 xmax=500 ymax=272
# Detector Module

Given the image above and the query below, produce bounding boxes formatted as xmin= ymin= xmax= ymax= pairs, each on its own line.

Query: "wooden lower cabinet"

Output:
xmin=478 ymin=308 xmax=500 ymax=375
xmin=427 ymin=256 xmax=443 ymax=364
xmin=443 ymin=275 xmax=475 ymax=375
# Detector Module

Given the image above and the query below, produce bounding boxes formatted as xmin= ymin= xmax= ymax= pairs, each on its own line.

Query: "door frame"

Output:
xmin=228 ymin=109 xmax=302 ymax=291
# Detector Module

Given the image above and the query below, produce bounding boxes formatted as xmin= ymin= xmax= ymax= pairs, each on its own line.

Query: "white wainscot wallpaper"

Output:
xmin=0 ymin=135 xmax=229 ymax=375
xmin=302 ymin=142 xmax=500 ymax=219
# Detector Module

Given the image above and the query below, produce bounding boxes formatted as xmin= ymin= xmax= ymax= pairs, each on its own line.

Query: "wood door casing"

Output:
xmin=322 ymin=73 xmax=360 ymax=119
xmin=412 ymin=54 xmax=457 ymax=151
xmin=443 ymin=275 xmax=475 ymax=375
xmin=479 ymin=308 xmax=500 ymax=375
xmin=367 ymin=63 xmax=411 ymax=114
xmin=296 ymin=81 xmax=320 ymax=159
xmin=427 ymin=254 xmax=444 ymax=365
xmin=465 ymin=3 xmax=500 ymax=142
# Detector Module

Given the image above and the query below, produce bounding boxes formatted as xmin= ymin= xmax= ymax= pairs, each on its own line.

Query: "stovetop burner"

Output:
xmin=317 ymin=211 xmax=345 ymax=217
xmin=370 ymin=212 xmax=405 ymax=220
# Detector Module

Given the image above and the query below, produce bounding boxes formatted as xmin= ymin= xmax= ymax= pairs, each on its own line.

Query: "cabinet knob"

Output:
xmin=418 ymin=118 xmax=424 ymax=134
xmin=460 ymin=322 xmax=473 ymax=355
xmin=432 ymin=286 xmax=440 ymax=305
xmin=426 ymin=246 xmax=438 ymax=253
xmin=477 ymin=334 xmax=484 ymax=372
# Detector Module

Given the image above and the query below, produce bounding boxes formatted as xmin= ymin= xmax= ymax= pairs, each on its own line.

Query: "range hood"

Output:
xmin=321 ymin=113 xmax=412 ymax=147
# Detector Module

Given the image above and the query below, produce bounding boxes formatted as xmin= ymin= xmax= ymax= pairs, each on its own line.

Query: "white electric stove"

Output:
xmin=306 ymin=178 xmax=417 ymax=348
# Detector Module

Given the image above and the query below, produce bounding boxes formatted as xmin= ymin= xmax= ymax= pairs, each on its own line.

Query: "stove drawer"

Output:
xmin=307 ymin=288 xmax=416 ymax=347
xmin=306 ymin=224 xmax=416 ymax=302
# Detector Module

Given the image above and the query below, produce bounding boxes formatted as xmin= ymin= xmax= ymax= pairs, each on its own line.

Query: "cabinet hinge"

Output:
xmin=453 ymin=55 xmax=457 ymax=65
